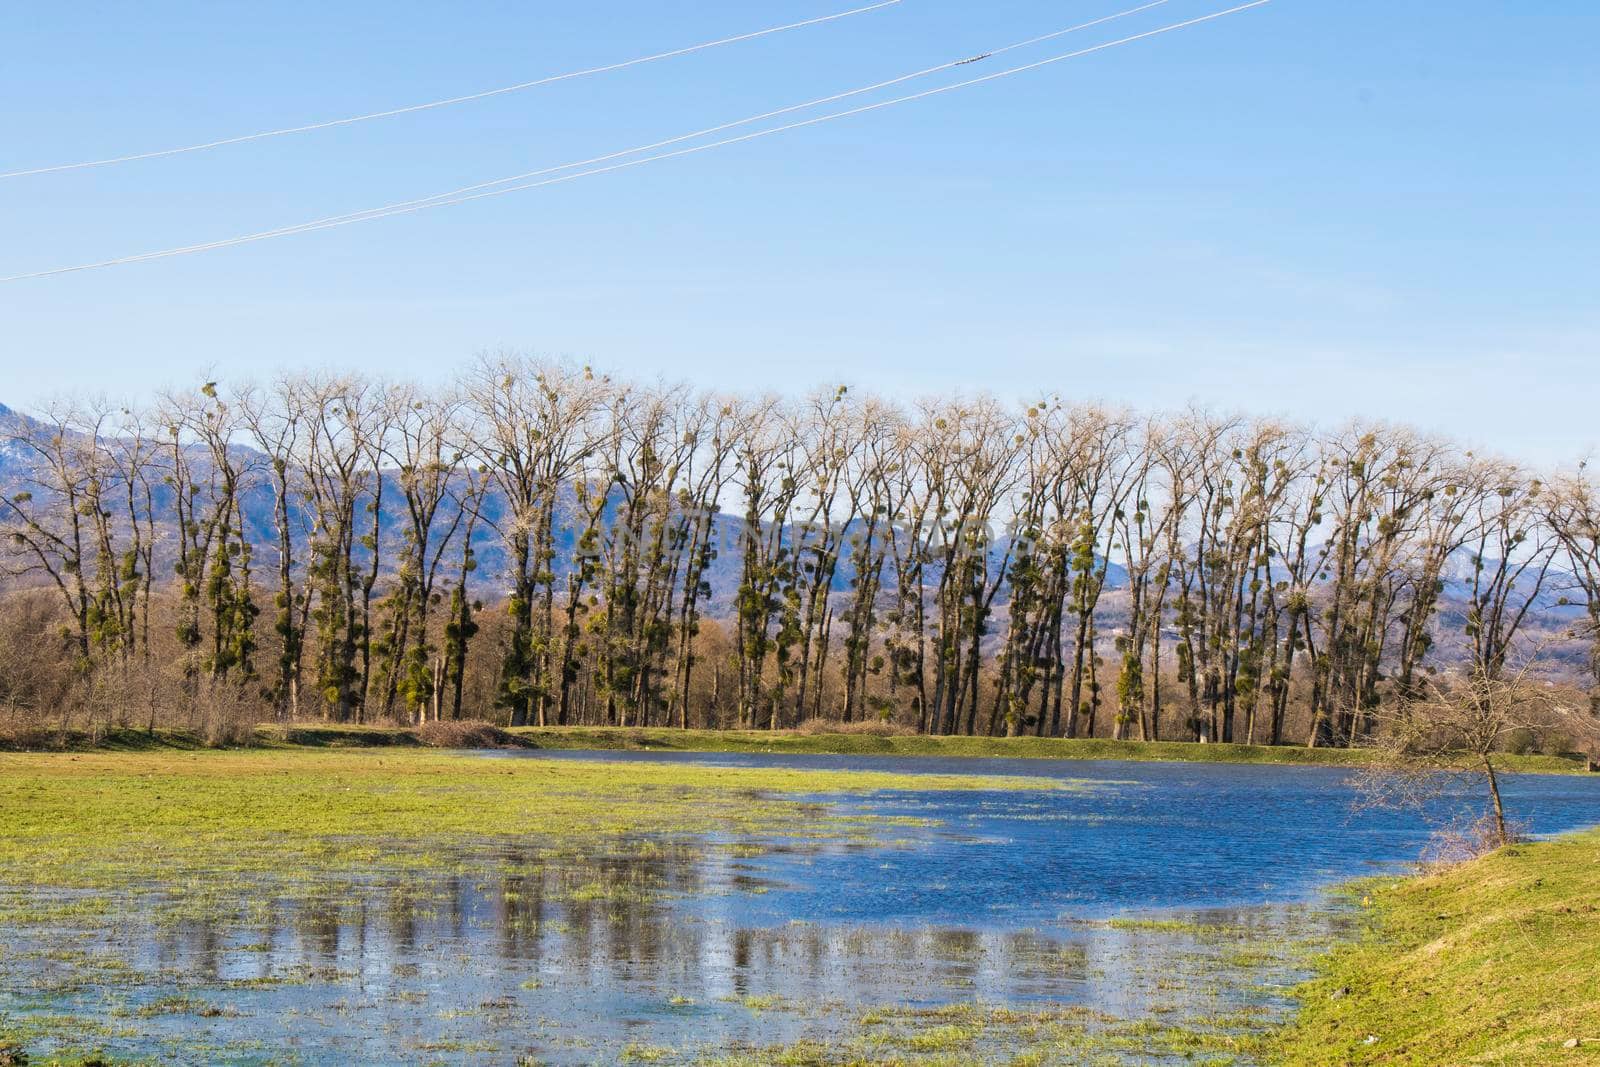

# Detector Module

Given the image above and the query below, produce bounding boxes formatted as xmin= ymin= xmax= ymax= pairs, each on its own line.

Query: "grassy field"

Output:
xmin=0 ymin=746 xmax=1595 ymax=1063
xmin=1269 ymin=827 xmax=1600 ymax=1065
xmin=8 ymin=721 xmax=1587 ymax=775
xmin=0 ymin=747 xmax=1059 ymax=892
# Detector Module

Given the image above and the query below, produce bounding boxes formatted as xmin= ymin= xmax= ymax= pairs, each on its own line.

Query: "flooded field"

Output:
xmin=2 ymin=751 xmax=1596 ymax=1064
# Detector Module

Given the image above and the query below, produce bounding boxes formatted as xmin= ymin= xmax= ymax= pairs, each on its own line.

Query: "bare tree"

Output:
xmin=440 ymin=466 xmax=489 ymax=722
xmin=295 ymin=374 xmax=381 ymax=721
xmin=1460 ymin=462 xmax=1558 ymax=683
xmin=838 ymin=399 xmax=900 ymax=725
xmin=1362 ymin=667 xmax=1550 ymax=848
xmin=921 ymin=396 xmax=1019 ymax=736
xmin=664 ymin=393 xmax=739 ymax=728
xmin=789 ymin=387 xmax=862 ymax=723
xmin=162 ymin=383 xmax=262 ymax=683
xmin=2 ymin=369 xmax=1595 ymax=743
xmin=1 ymin=403 xmax=101 ymax=670
xmin=375 ymin=383 xmax=470 ymax=722
xmin=240 ymin=378 xmax=309 ymax=719
xmin=728 ymin=397 xmax=804 ymax=729
xmin=462 ymin=355 xmax=612 ymax=726
xmin=1547 ymin=467 xmax=1600 ymax=715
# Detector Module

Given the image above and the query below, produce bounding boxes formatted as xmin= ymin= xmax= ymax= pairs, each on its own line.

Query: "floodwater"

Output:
xmin=3 ymin=752 xmax=1597 ymax=1064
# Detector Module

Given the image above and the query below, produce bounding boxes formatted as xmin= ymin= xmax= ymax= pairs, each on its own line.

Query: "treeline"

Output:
xmin=2 ymin=356 xmax=1597 ymax=746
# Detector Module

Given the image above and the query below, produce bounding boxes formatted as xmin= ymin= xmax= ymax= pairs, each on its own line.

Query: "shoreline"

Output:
xmin=1268 ymin=825 xmax=1600 ymax=1064
xmin=0 ymin=744 xmax=1594 ymax=1062
xmin=3 ymin=721 xmax=1589 ymax=776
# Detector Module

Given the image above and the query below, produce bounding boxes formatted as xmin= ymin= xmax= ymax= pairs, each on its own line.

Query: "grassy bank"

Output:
xmin=504 ymin=725 xmax=1591 ymax=774
xmin=5 ymin=721 xmax=1588 ymax=775
xmin=1270 ymin=827 xmax=1600 ymax=1065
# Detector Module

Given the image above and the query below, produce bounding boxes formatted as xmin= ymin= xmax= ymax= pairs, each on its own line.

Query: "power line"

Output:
xmin=0 ymin=0 xmax=903 ymax=181
xmin=1 ymin=1 xmax=1271 ymax=283
xmin=3 ymin=2 xmax=1262 ymax=281
xmin=129 ymin=0 xmax=1176 ymax=244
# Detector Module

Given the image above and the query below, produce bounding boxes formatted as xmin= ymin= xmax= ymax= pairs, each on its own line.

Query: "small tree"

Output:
xmin=1361 ymin=668 xmax=1550 ymax=849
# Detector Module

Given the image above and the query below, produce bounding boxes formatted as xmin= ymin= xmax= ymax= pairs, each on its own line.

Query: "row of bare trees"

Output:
xmin=3 ymin=357 xmax=1598 ymax=745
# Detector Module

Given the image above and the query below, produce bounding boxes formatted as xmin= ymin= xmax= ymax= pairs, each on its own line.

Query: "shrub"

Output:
xmin=1420 ymin=812 xmax=1528 ymax=870
xmin=0 ymin=725 xmax=70 ymax=752
xmin=1503 ymin=727 xmax=1539 ymax=756
xmin=1541 ymin=731 xmax=1577 ymax=757
xmin=792 ymin=717 xmax=915 ymax=738
xmin=414 ymin=719 xmax=510 ymax=749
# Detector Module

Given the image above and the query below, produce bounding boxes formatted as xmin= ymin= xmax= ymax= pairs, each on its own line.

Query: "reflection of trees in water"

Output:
xmin=128 ymin=840 xmax=1115 ymax=1009
xmin=1 ymin=846 xmax=1342 ymax=1064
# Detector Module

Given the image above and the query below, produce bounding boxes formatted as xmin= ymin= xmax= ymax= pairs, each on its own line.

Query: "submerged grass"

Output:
xmin=696 ymin=1001 xmax=1269 ymax=1065
xmin=0 ymin=748 xmax=1060 ymax=892
xmin=0 ymin=749 xmax=1074 ymax=1064
xmin=1268 ymin=827 xmax=1600 ymax=1065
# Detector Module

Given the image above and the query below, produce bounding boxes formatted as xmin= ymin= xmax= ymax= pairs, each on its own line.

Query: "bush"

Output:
xmin=0 ymin=725 xmax=70 ymax=752
xmin=414 ymin=719 xmax=510 ymax=749
xmin=1420 ymin=812 xmax=1528 ymax=870
xmin=792 ymin=717 xmax=916 ymax=738
xmin=1504 ymin=727 xmax=1539 ymax=756
xmin=1541 ymin=731 xmax=1577 ymax=757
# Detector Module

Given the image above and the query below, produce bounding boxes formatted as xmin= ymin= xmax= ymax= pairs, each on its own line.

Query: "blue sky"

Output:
xmin=1 ymin=1 xmax=1596 ymax=464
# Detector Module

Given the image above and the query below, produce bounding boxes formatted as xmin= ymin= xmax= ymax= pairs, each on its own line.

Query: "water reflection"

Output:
xmin=4 ymin=753 xmax=1596 ymax=1064
xmin=2 ymin=837 xmax=1320 ymax=1064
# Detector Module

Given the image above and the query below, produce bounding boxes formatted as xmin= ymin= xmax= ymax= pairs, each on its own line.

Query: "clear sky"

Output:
xmin=1 ymin=1 xmax=1595 ymax=465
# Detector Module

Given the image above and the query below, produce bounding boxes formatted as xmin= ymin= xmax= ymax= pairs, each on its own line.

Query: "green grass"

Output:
xmin=1269 ymin=827 xmax=1600 ymax=1065
xmin=0 ymin=748 xmax=1062 ymax=892
xmin=698 ymin=1001 xmax=1267 ymax=1065
xmin=503 ymin=725 xmax=1590 ymax=775
xmin=5 ymin=722 xmax=1588 ymax=775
